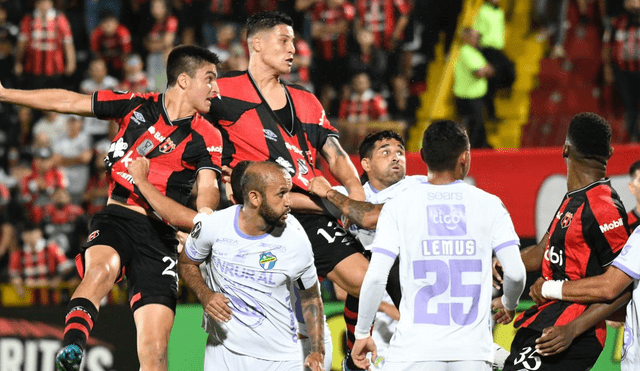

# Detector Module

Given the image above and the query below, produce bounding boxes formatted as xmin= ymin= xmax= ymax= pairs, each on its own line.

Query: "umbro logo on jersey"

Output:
xmin=131 ymin=111 xmax=145 ymax=125
xmin=600 ymin=217 xmax=624 ymax=233
xmin=264 ymin=129 xmax=278 ymax=142
xmin=561 ymin=212 xmax=573 ymax=228
xmin=159 ymin=138 xmax=176 ymax=154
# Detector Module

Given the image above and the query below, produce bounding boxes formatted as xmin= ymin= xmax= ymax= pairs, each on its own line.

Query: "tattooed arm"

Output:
xmin=300 ymin=280 xmax=325 ymax=371
xmin=320 ymin=136 xmax=365 ymax=201
xmin=308 ymin=176 xmax=382 ymax=230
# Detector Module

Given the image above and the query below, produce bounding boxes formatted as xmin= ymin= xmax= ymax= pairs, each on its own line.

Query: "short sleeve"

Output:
xmin=491 ymin=198 xmax=520 ymax=253
xmin=395 ymin=0 xmax=412 ymax=15
xmin=612 ymin=229 xmax=640 ymax=280
xmin=184 ymin=213 xmax=214 ymax=263
xmin=188 ymin=117 xmax=223 ymax=175
xmin=57 ymin=14 xmax=73 ymax=43
xmin=368 ymin=200 xmax=401 ymax=260
xmin=92 ymin=90 xmax=147 ymax=121
xmin=460 ymin=46 xmax=486 ymax=72
xmin=584 ymin=191 xmax=629 ymax=267
xmin=18 ymin=16 xmax=29 ymax=42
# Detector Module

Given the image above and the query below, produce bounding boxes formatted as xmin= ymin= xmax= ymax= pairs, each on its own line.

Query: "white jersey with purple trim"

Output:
xmin=184 ymin=205 xmax=318 ymax=361
xmin=360 ymin=180 xmax=520 ymax=362
xmin=610 ymin=228 xmax=640 ymax=371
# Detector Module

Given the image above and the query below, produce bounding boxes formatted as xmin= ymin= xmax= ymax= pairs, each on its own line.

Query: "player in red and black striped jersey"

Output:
xmin=497 ymin=113 xmax=630 ymax=371
xmin=0 ymin=45 xmax=222 ymax=371
xmin=627 ymin=160 xmax=640 ymax=232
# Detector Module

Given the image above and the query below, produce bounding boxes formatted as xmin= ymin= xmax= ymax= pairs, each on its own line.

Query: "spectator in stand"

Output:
xmin=14 ymin=0 xmax=76 ymax=90
xmin=143 ymin=0 xmax=178 ymax=91
xmin=0 ymin=102 xmax=20 ymax=178
xmin=348 ymin=28 xmax=388 ymax=93
xmin=604 ymin=0 xmax=640 ymax=143
xmin=628 ymin=159 xmax=640 ymax=231
xmin=0 ymin=3 xmax=18 ymax=89
xmin=201 ymin=0 xmax=245 ymax=47
xmin=83 ymin=140 xmax=110 ymax=217
xmin=0 ymin=183 xmax=17 ymax=280
xmin=32 ymin=111 xmax=67 ymax=148
xmin=310 ymin=0 xmax=356 ymax=114
xmin=281 ymin=37 xmax=313 ymax=91
xmin=52 ymin=115 xmax=92 ymax=203
xmin=79 ymin=58 xmax=118 ymax=142
xmin=89 ymin=10 xmax=132 ymax=79
xmin=353 ymin=0 xmax=411 ymax=117
xmin=418 ymin=0 xmax=462 ymax=63
xmin=454 ymin=27 xmax=494 ymax=149
xmin=9 ymin=221 xmax=73 ymax=297
xmin=338 ymin=71 xmax=389 ymax=153
xmin=116 ymin=53 xmax=154 ymax=93
xmin=474 ymin=0 xmax=515 ymax=121
xmin=208 ymin=22 xmax=237 ymax=65
xmin=84 ymin=0 xmax=122 ymax=38
xmin=38 ymin=187 xmax=87 ymax=260
xmin=20 ymin=146 xmax=67 ymax=221
xmin=223 ymin=42 xmax=249 ymax=72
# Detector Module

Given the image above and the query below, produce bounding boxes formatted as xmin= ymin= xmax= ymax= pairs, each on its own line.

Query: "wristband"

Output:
xmin=541 ymin=280 xmax=564 ymax=300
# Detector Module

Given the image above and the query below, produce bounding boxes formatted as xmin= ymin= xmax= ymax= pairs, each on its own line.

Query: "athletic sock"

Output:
xmin=343 ymin=294 xmax=359 ymax=352
xmin=62 ymin=297 xmax=99 ymax=350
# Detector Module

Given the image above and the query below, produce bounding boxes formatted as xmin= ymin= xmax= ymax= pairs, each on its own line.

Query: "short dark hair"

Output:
xmin=421 ymin=120 xmax=469 ymax=172
xmin=166 ymin=45 xmax=220 ymax=88
xmin=246 ymin=11 xmax=293 ymax=39
xmin=98 ymin=9 xmax=117 ymax=23
xmin=566 ymin=112 xmax=611 ymax=160
xmin=630 ymin=160 xmax=640 ymax=178
xmin=358 ymin=130 xmax=405 ymax=160
xmin=231 ymin=160 xmax=253 ymax=204
xmin=241 ymin=161 xmax=287 ymax=202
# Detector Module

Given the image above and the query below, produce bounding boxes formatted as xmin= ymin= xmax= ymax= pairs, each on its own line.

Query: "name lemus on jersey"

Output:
xmin=212 ymin=257 xmax=278 ymax=286
xmin=422 ymin=239 xmax=476 ymax=256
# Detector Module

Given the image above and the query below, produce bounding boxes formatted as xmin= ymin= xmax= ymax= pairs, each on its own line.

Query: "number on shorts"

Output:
xmin=513 ymin=346 xmax=542 ymax=370
xmin=412 ymin=259 xmax=482 ymax=325
xmin=162 ymin=256 xmax=178 ymax=283
xmin=316 ymin=221 xmax=346 ymax=244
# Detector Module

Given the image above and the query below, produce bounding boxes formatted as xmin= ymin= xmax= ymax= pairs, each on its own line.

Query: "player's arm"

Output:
xmin=494 ymin=244 xmax=526 ymax=324
xmin=538 ymin=265 xmax=634 ymax=303
xmin=520 ymin=233 xmax=548 ymax=273
xmin=290 ymin=191 xmax=324 ymax=214
xmin=0 ymin=81 xmax=93 ymax=116
xmin=193 ymin=169 xmax=220 ymax=212
xmin=299 ymin=280 xmax=325 ymax=371
xmin=308 ymin=175 xmax=381 ymax=230
xmin=320 ymin=136 xmax=366 ymax=201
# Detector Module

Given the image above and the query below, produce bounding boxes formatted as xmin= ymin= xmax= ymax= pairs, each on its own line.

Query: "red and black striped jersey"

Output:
xmin=93 ymin=90 xmax=222 ymax=209
xmin=515 ymin=179 xmax=629 ymax=347
xmin=354 ymin=0 xmax=411 ymax=51
xmin=629 ymin=208 xmax=640 ymax=232
xmin=204 ymin=71 xmax=338 ymax=192
xmin=18 ymin=9 xmax=73 ymax=76
xmin=605 ymin=14 xmax=640 ymax=72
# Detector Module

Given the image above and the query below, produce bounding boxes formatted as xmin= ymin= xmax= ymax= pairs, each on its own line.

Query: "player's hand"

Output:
xmin=202 ymin=290 xmax=232 ymax=323
xmin=221 ymin=165 xmax=232 ymax=183
xmin=530 ymin=277 xmax=549 ymax=306
xmin=352 ymin=337 xmax=377 ymax=370
xmin=535 ymin=325 xmax=576 ymax=356
xmin=303 ymin=351 xmax=324 ymax=371
xmin=198 ymin=207 xmax=214 ymax=215
xmin=175 ymin=231 xmax=188 ymax=253
xmin=128 ymin=157 xmax=150 ymax=184
xmin=492 ymin=257 xmax=503 ymax=290
xmin=308 ymin=176 xmax=332 ymax=198
xmin=491 ymin=297 xmax=516 ymax=324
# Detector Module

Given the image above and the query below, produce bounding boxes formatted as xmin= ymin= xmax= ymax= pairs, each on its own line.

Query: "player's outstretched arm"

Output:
xmin=320 ymin=137 xmax=366 ymax=201
xmin=178 ymin=249 xmax=232 ymax=322
xmin=535 ymin=289 xmax=631 ymax=356
xmin=539 ymin=266 xmax=633 ymax=303
xmin=0 ymin=80 xmax=93 ymax=116
xmin=300 ymin=280 xmax=325 ymax=371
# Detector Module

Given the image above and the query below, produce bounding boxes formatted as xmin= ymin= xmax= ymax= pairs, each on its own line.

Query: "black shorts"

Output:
xmin=293 ymin=213 xmax=365 ymax=278
xmin=503 ymin=327 xmax=602 ymax=371
xmin=79 ymin=204 xmax=179 ymax=312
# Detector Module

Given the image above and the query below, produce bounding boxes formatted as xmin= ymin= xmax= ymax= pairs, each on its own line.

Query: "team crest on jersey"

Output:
xmin=561 ymin=212 xmax=573 ymax=228
xmin=131 ymin=111 xmax=145 ymax=125
xmin=264 ymin=129 xmax=278 ymax=142
xmin=297 ymin=159 xmax=309 ymax=175
xmin=259 ymin=252 xmax=277 ymax=270
xmin=159 ymin=138 xmax=176 ymax=154
xmin=87 ymin=230 xmax=100 ymax=242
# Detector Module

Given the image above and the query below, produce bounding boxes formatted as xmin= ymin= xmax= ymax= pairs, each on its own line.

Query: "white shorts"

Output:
xmin=204 ymin=340 xmax=302 ymax=371
xmin=382 ymin=360 xmax=491 ymax=371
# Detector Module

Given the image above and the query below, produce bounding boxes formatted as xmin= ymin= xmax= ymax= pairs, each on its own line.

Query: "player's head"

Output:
xmin=359 ymin=130 xmax=406 ymax=190
xmin=563 ymin=112 xmax=613 ymax=163
xmin=98 ymin=10 xmax=118 ymax=35
xmin=246 ymin=11 xmax=295 ymax=74
xmin=230 ymin=160 xmax=253 ymax=204
xmin=629 ymin=160 xmax=640 ymax=206
xmin=421 ymin=120 xmax=470 ymax=177
xmin=242 ymin=161 xmax=292 ymax=227
xmin=461 ymin=27 xmax=480 ymax=46
xmin=166 ymin=45 xmax=220 ymax=113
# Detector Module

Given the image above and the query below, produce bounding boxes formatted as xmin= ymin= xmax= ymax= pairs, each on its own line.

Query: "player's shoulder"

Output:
xmin=284 ymin=214 xmax=308 ymax=239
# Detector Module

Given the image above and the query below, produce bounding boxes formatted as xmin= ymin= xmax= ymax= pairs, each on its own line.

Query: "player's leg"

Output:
xmin=134 ymin=304 xmax=175 ymax=371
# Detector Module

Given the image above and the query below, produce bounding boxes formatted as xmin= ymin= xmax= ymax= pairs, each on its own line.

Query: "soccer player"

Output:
xmin=180 ymin=161 xmax=325 ymax=371
xmin=628 ymin=160 xmax=640 ymax=231
xmin=499 ymin=112 xmax=630 ymax=371
xmin=203 ymin=11 xmax=383 ymax=368
xmin=350 ymin=120 xmax=527 ymax=371
xmin=0 ymin=44 xmax=223 ymax=371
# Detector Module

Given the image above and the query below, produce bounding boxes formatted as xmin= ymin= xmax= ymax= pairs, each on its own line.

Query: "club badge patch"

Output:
xmin=87 ymin=230 xmax=100 ymax=242
xmin=561 ymin=212 xmax=573 ymax=228
xmin=259 ymin=252 xmax=277 ymax=270
xmin=159 ymin=138 xmax=176 ymax=154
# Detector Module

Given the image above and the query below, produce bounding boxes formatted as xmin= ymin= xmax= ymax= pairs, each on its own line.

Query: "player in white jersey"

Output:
xmin=179 ymin=161 xmax=325 ymax=371
xmin=347 ymin=120 xmax=526 ymax=371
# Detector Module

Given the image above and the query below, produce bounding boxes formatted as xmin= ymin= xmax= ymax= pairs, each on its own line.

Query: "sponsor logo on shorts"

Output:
xmin=259 ymin=252 xmax=277 ymax=270
xmin=87 ymin=230 xmax=100 ymax=242
xmin=191 ymin=221 xmax=202 ymax=238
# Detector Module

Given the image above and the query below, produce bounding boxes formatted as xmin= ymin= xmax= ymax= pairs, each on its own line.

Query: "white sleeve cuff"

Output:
xmin=354 ymin=330 xmax=371 ymax=340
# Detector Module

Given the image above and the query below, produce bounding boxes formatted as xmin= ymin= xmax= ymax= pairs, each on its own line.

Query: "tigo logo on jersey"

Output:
xmin=87 ymin=230 xmax=100 ymax=242
xmin=159 ymin=138 xmax=176 ymax=154
xmin=131 ymin=111 xmax=145 ymax=125
xmin=259 ymin=252 xmax=277 ymax=270
xmin=264 ymin=129 xmax=278 ymax=142
xmin=600 ymin=217 xmax=624 ymax=233
xmin=427 ymin=204 xmax=467 ymax=236
xmin=561 ymin=212 xmax=573 ymax=228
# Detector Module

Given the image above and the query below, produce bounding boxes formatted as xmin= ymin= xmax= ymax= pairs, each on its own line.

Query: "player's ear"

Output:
xmin=251 ymin=34 xmax=262 ymax=53
xmin=608 ymin=146 xmax=614 ymax=159
xmin=248 ymin=189 xmax=261 ymax=207
xmin=177 ymin=72 xmax=189 ymax=90
xmin=361 ymin=157 xmax=371 ymax=172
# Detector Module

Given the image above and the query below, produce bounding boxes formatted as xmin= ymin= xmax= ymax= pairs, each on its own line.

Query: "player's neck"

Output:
xmin=427 ymin=171 xmax=461 ymax=185
xmin=566 ymin=158 xmax=607 ymax=192
xmin=163 ymin=88 xmax=196 ymax=121
xmin=248 ymin=61 xmax=281 ymax=91
xmin=238 ymin=207 xmax=272 ymax=236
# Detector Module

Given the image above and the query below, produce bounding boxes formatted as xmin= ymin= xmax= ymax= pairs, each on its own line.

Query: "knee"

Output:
xmin=84 ymin=260 xmax=120 ymax=285
xmin=138 ymin=339 xmax=168 ymax=367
